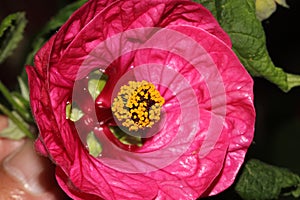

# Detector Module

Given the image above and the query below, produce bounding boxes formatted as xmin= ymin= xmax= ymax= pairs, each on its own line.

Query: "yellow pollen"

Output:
xmin=112 ymin=80 xmax=164 ymax=131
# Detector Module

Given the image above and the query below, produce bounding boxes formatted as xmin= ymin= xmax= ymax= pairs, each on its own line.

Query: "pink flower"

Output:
xmin=26 ymin=0 xmax=255 ymax=199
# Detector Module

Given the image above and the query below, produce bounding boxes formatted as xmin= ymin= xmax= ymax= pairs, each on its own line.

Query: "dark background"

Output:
xmin=251 ymin=0 xmax=300 ymax=175
xmin=0 ymin=0 xmax=299 ymax=199
xmin=0 ymin=0 xmax=73 ymax=87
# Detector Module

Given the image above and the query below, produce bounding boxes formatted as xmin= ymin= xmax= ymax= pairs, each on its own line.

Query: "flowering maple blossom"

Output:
xmin=26 ymin=0 xmax=255 ymax=199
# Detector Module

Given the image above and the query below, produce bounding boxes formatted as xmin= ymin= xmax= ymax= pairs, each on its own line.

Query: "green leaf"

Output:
xmin=292 ymin=187 xmax=300 ymax=198
xmin=194 ymin=0 xmax=300 ymax=92
xmin=0 ymin=81 xmax=32 ymax=122
xmin=192 ymin=0 xmax=217 ymax=17
xmin=0 ymin=12 xmax=27 ymax=64
xmin=0 ymin=112 xmax=26 ymax=140
xmin=235 ymin=159 xmax=300 ymax=200
xmin=86 ymin=131 xmax=102 ymax=157
xmin=24 ymin=0 xmax=88 ymax=66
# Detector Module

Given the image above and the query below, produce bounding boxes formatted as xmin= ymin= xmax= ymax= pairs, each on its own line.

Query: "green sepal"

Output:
xmin=87 ymin=131 xmax=102 ymax=157
xmin=235 ymin=159 xmax=300 ymax=200
xmin=88 ymin=71 xmax=107 ymax=100
xmin=66 ymin=103 xmax=84 ymax=122
xmin=109 ymin=126 xmax=143 ymax=147
xmin=0 ymin=12 xmax=27 ymax=64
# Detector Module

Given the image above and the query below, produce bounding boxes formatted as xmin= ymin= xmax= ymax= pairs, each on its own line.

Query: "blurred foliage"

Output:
xmin=0 ymin=12 xmax=27 ymax=64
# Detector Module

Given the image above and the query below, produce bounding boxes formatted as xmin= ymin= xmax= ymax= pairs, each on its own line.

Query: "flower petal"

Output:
xmin=27 ymin=0 xmax=255 ymax=199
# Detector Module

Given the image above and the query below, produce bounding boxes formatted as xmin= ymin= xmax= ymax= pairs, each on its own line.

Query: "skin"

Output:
xmin=0 ymin=115 xmax=68 ymax=200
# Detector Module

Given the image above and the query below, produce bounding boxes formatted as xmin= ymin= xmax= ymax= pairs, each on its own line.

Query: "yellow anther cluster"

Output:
xmin=112 ymin=80 xmax=165 ymax=131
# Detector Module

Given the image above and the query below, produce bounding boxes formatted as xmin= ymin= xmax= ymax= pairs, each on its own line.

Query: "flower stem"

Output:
xmin=0 ymin=103 xmax=34 ymax=139
xmin=287 ymin=73 xmax=300 ymax=91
